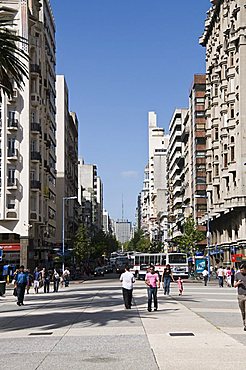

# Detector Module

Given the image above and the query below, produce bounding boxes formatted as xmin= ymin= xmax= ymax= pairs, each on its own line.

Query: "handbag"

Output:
xmin=13 ymin=287 xmax=17 ymax=297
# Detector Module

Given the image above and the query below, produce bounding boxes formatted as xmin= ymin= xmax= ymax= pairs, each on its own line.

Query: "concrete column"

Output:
xmin=20 ymin=237 xmax=29 ymax=268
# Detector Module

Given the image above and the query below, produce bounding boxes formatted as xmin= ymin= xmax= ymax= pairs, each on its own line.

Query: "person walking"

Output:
xmin=231 ymin=267 xmax=235 ymax=287
xmin=63 ymin=267 xmax=70 ymax=287
xmin=53 ymin=268 xmax=60 ymax=292
xmin=177 ymin=277 xmax=183 ymax=296
xmin=225 ymin=267 xmax=232 ymax=287
xmin=41 ymin=268 xmax=50 ymax=293
xmin=202 ymin=268 xmax=209 ymax=286
xmin=145 ymin=266 xmax=160 ymax=312
xmin=15 ymin=265 xmax=28 ymax=306
xmin=161 ymin=264 xmax=174 ymax=295
xmin=234 ymin=263 xmax=246 ymax=331
xmin=217 ymin=266 xmax=224 ymax=287
xmin=33 ymin=267 xmax=40 ymax=294
xmin=119 ymin=265 xmax=135 ymax=309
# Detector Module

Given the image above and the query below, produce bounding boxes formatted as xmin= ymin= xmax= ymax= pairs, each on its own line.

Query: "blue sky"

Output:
xmin=50 ymin=0 xmax=210 ymax=223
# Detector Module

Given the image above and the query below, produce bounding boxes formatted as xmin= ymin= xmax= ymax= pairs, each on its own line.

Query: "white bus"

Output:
xmin=130 ymin=252 xmax=189 ymax=279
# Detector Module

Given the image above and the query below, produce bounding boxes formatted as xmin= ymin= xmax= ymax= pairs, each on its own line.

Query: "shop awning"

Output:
xmin=0 ymin=244 xmax=20 ymax=251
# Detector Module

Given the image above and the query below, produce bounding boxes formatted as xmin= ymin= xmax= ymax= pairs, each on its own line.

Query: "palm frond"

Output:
xmin=0 ymin=19 xmax=29 ymax=97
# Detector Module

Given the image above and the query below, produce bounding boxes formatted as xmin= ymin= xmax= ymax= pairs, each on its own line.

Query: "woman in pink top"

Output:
xmin=145 ymin=266 xmax=160 ymax=312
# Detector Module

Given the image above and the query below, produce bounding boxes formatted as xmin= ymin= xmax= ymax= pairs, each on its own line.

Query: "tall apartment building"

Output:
xmin=200 ymin=0 xmax=246 ymax=259
xmin=0 ymin=0 xmax=56 ymax=269
xmin=78 ymin=159 xmax=103 ymax=235
xmin=55 ymin=75 xmax=78 ymax=248
xmin=167 ymin=109 xmax=188 ymax=241
xmin=182 ymin=75 xmax=207 ymax=228
xmin=114 ymin=220 xmax=132 ymax=244
xmin=148 ymin=112 xmax=169 ymax=244
xmin=138 ymin=164 xmax=150 ymax=235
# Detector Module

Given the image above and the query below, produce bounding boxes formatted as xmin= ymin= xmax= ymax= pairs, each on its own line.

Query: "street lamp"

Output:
xmin=62 ymin=196 xmax=77 ymax=273
xmin=207 ymin=212 xmax=211 ymax=280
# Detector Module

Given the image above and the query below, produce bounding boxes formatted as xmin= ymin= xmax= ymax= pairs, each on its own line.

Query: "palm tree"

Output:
xmin=0 ymin=19 xmax=29 ymax=98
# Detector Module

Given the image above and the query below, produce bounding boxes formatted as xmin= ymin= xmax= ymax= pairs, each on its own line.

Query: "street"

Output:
xmin=0 ymin=277 xmax=245 ymax=370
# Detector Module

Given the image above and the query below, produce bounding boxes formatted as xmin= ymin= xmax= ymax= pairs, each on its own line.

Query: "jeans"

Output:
xmin=122 ymin=288 xmax=133 ymax=309
xmin=147 ymin=287 xmax=157 ymax=311
xmin=238 ymin=294 xmax=246 ymax=327
xmin=53 ymin=279 xmax=59 ymax=292
xmin=204 ymin=276 xmax=208 ymax=286
xmin=163 ymin=276 xmax=171 ymax=295
xmin=218 ymin=276 xmax=223 ymax=287
xmin=17 ymin=283 xmax=26 ymax=304
xmin=44 ymin=279 xmax=50 ymax=293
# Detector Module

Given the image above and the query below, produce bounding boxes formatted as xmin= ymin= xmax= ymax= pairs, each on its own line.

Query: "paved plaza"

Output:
xmin=0 ymin=277 xmax=245 ymax=370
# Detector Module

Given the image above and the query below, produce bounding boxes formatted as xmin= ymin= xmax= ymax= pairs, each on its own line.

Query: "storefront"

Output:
xmin=0 ymin=244 xmax=20 ymax=266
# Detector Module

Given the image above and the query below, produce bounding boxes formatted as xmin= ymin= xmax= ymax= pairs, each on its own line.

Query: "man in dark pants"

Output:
xmin=145 ymin=266 xmax=160 ymax=312
xmin=15 ymin=266 xmax=28 ymax=306
xmin=120 ymin=266 xmax=135 ymax=309
xmin=234 ymin=263 xmax=246 ymax=331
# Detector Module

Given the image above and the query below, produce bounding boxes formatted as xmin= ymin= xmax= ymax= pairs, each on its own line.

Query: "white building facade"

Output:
xmin=0 ymin=0 xmax=56 ymax=268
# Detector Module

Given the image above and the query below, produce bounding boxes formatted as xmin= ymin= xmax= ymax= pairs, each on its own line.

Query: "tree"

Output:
xmin=125 ymin=229 xmax=151 ymax=253
xmin=174 ymin=217 xmax=205 ymax=255
xmin=0 ymin=19 xmax=29 ymax=97
xmin=73 ymin=224 xmax=90 ymax=264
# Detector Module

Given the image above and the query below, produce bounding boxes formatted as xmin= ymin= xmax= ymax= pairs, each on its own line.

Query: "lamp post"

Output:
xmin=207 ymin=212 xmax=211 ymax=280
xmin=62 ymin=196 xmax=77 ymax=273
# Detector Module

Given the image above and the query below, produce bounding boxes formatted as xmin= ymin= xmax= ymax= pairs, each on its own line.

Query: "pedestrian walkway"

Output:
xmin=0 ymin=280 xmax=245 ymax=370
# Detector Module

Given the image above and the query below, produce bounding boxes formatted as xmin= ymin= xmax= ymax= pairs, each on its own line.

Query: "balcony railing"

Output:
xmin=7 ymin=119 xmax=18 ymax=129
xmin=30 ymin=180 xmax=41 ymax=190
xmin=30 ymin=64 xmax=41 ymax=74
xmin=31 ymin=122 xmax=41 ymax=133
xmin=31 ymin=151 xmax=41 ymax=161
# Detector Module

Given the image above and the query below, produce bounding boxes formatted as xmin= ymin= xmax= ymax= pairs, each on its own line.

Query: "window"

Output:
xmin=8 ymin=167 xmax=15 ymax=185
xmin=215 ymin=164 xmax=219 ymax=176
xmin=230 ymin=52 xmax=234 ymax=67
xmin=214 ymin=84 xmax=218 ymax=97
xmin=215 ymin=127 xmax=219 ymax=140
xmin=196 ymin=111 xmax=205 ymax=117
xmin=224 ymin=153 xmax=228 ymax=167
xmin=231 ymin=146 xmax=235 ymax=162
xmin=230 ymin=104 xmax=235 ymax=119
xmin=7 ymin=197 xmax=15 ymax=209
xmin=196 ymin=97 xmax=205 ymax=105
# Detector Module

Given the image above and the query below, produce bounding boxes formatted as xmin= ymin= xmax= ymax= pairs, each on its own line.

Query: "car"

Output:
xmin=136 ymin=264 xmax=149 ymax=280
xmin=103 ymin=265 xmax=113 ymax=274
xmin=94 ymin=267 xmax=104 ymax=277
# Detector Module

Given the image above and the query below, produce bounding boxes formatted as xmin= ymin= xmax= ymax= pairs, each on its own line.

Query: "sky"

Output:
xmin=50 ymin=0 xmax=210 ymax=223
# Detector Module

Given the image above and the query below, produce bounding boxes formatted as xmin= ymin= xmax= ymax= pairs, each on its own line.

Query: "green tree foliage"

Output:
xmin=91 ymin=231 xmax=119 ymax=259
xmin=0 ymin=19 xmax=29 ymax=97
xmin=125 ymin=229 xmax=151 ymax=253
xmin=174 ymin=217 xmax=205 ymax=255
xmin=73 ymin=224 xmax=90 ymax=264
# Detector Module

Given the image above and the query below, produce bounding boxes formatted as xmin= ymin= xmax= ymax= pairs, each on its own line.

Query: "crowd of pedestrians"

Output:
xmin=119 ymin=262 xmax=246 ymax=333
xmin=13 ymin=266 xmax=71 ymax=307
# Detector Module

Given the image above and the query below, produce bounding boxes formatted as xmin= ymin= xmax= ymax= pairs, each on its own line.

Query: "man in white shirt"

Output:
xmin=217 ymin=266 xmax=224 ymax=287
xmin=202 ymin=268 xmax=209 ymax=286
xmin=120 ymin=265 xmax=135 ymax=309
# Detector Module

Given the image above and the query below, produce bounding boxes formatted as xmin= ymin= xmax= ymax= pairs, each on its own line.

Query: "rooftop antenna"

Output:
xmin=122 ymin=193 xmax=124 ymax=221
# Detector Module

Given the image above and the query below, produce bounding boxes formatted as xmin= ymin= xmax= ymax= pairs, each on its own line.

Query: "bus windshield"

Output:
xmin=168 ymin=254 xmax=187 ymax=264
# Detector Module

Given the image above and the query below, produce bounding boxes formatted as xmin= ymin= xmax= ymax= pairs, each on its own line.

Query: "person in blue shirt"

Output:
xmin=15 ymin=265 xmax=28 ymax=306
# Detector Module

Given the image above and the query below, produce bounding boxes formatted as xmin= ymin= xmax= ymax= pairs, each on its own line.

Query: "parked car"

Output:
xmin=94 ymin=267 xmax=104 ymax=277
xmin=136 ymin=264 xmax=149 ymax=280
xmin=103 ymin=265 xmax=113 ymax=274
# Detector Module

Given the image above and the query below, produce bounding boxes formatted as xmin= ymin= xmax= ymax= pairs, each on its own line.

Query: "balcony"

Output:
xmin=31 ymin=151 xmax=41 ymax=161
xmin=31 ymin=93 xmax=40 ymax=106
xmin=30 ymin=64 xmax=41 ymax=75
xmin=7 ymin=119 xmax=18 ymax=130
xmin=7 ymin=149 xmax=18 ymax=160
xmin=31 ymin=122 xmax=41 ymax=133
xmin=7 ymin=178 xmax=17 ymax=189
xmin=30 ymin=180 xmax=41 ymax=190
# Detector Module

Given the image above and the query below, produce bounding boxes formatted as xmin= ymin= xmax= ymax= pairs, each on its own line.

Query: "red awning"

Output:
xmin=0 ymin=244 xmax=20 ymax=251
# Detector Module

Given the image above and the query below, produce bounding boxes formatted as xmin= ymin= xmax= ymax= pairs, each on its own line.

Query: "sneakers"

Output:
xmin=147 ymin=308 xmax=151 ymax=312
xmin=154 ymin=308 xmax=157 ymax=311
